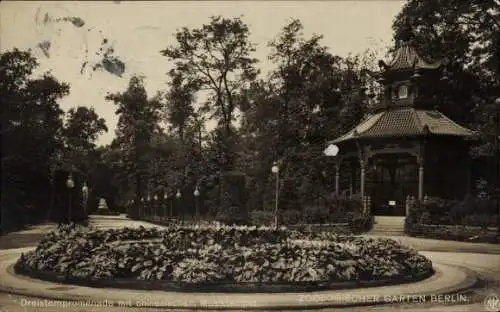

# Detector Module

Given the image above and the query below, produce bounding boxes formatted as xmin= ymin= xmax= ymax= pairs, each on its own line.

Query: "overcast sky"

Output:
xmin=1 ymin=1 xmax=405 ymax=146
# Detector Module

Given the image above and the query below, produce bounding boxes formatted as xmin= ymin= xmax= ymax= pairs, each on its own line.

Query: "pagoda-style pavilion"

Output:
xmin=327 ymin=34 xmax=477 ymax=216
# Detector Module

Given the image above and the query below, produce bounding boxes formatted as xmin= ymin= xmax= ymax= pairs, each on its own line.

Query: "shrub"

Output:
xmin=460 ymin=214 xmax=497 ymax=228
xmin=249 ymin=210 xmax=274 ymax=226
xmin=302 ymin=205 xmax=329 ymax=224
xmin=216 ymin=205 xmax=247 ymax=225
xmin=348 ymin=213 xmax=373 ymax=233
xmin=216 ymin=172 xmax=247 ymax=225
xmin=405 ymin=196 xmax=498 ymax=227
xmin=280 ymin=209 xmax=302 ymax=226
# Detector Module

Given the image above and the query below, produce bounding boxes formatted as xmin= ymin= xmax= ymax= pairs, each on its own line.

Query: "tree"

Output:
xmin=1 ymin=49 xmax=69 ymax=230
xmin=64 ymin=107 xmax=108 ymax=152
xmin=105 ymin=75 xmax=163 ymax=205
xmin=161 ymin=15 xmax=259 ymax=169
xmin=164 ymin=69 xmax=196 ymax=143
xmin=239 ymin=20 xmax=376 ymax=213
xmin=392 ymin=0 xmax=500 ymax=194
xmin=163 ymin=69 xmax=197 ymax=192
xmin=63 ymin=106 xmax=108 ymax=173
xmin=264 ymin=19 xmax=356 ymax=210
xmin=392 ymin=1 xmax=500 ymax=147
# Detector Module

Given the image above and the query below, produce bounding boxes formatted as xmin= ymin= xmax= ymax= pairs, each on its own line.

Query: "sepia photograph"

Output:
xmin=0 ymin=1 xmax=499 ymax=311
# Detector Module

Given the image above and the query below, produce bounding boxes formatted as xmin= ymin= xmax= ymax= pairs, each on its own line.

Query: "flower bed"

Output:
xmin=405 ymin=223 xmax=499 ymax=244
xmin=405 ymin=198 xmax=499 ymax=243
xmin=15 ymin=225 xmax=433 ymax=292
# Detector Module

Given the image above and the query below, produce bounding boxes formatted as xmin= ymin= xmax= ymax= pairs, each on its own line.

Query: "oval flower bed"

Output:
xmin=14 ymin=224 xmax=433 ymax=292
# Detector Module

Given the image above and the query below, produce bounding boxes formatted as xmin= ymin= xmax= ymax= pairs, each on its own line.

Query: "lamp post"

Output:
xmin=271 ymin=161 xmax=280 ymax=229
xmin=154 ymin=194 xmax=158 ymax=220
xmin=66 ymin=173 xmax=75 ymax=223
xmin=176 ymin=189 xmax=182 ymax=221
xmin=324 ymin=143 xmax=340 ymax=217
xmin=81 ymin=182 xmax=89 ymax=217
xmin=147 ymin=195 xmax=151 ymax=217
xmin=323 ymin=144 xmax=340 ymax=195
xmin=163 ymin=192 xmax=168 ymax=219
xmin=140 ymin=197 xmax=144 ymax=217
xmin=194 ymin=186 xmax=200 ymax=222
xmin=495 ymin=97 xmax=500 ymax=238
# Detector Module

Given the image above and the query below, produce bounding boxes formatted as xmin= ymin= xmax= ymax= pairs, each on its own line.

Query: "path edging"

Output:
xmin=0 ymin=254 xmax=478 ymax=310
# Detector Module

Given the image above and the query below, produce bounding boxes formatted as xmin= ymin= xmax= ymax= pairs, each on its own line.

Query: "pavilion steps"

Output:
xmin=367 ymin=216 xmax=406 ymax=236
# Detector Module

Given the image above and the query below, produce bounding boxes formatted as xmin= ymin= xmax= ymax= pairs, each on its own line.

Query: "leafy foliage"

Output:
xmin=161 ymin=15 xmax=259 ymax=169
xmin=392 ymin=0 xmax=500 ymax=160
xmin=105 ymin=76 xmax=163 ymax=209
xmin=5 ymin=7 xmax=499 ymax=232
xmin=1 ymin=49 xmax=68 ymax=230
xmin=405 ymin=196 xmax=498 ymax=228
xmin=16 ymin=225 xmax=432 ymax=284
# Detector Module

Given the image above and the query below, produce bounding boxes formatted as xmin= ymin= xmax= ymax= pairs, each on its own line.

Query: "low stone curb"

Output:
xmin=12 ymin=263 xmax=434 ymax=293
xmin=0 ymin=251 xmax=478 ymax=310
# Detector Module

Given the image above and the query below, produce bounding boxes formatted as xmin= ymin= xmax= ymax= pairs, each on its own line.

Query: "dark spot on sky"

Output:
xmin=60 ymin=16 xmax=85 ymax=28
xmin=103 ymin=38 xmax=108 ymax=44
xmin=102 ymin=57 xmax=126 ymax=77
xmin=37 ymin=41 xmax=51 ymax=58
xmin=80 ymin=61 xmax=88 ymax=74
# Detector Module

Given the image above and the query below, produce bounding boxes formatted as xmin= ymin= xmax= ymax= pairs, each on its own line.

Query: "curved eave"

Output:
xmin=415 ymin=110 xmax=477 ymax=138
xmin=328 ymin=113 xmax=384 ymax=145
xmin=329 ymin=130 xmax=478 ymax=146
xmin=328 ymin=109 xmax=478 ymax=145
xmin=384 ymin=44 xmax=444 ymax=71
xmin=386 ymin=59 xmax=443 ymax=71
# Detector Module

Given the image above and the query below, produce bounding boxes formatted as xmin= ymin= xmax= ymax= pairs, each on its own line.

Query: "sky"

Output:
xmin=1 ymin=0 xmax=405 ymax=146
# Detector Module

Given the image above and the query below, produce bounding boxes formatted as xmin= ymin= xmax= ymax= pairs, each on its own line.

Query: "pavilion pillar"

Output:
xmin=418 ymin=157 xmax=424 ymax=201
xmin=360 ymin=160 xmax=366 ymax=199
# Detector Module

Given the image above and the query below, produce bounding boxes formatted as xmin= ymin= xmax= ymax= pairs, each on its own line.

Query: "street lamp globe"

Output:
xmin=271 ymin=162 xmax=279 ymax=174
xmin=147 ymin=195 xmax=151 ymax=202
xmin=141 ymin=197 xmax=144 ymax=202
xmin=82 ymin=182 xmax=88 ymax=194
xmin=176 ymin=189 xmax=182 ymax=198
xmin=66 ymin=173 xmax=74 ymax=189
xmin=324 ymin=144 xmax=339 ymax=157
xmin=194 ymin=187 xmax=200 ymax=197
xmin=164 ymin=192 xmax=168 ymax=200
xmin=154 ymin=194 xmax=158 ymax=201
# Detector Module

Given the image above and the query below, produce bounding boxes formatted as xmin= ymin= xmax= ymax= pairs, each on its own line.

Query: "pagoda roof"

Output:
xmin=379 ymin=42 xmax=444 ymax=71
xmin=329 ymin=108 xmax=477 ymax=144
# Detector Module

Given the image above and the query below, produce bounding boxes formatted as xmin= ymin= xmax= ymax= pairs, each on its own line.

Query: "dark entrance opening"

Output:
xmin=369 ymin=156 xmax=417 ymax=216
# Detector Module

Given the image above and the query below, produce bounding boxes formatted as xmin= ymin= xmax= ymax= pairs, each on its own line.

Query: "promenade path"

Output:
xmin=0 ymin=215 xmax=498 ymax=312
